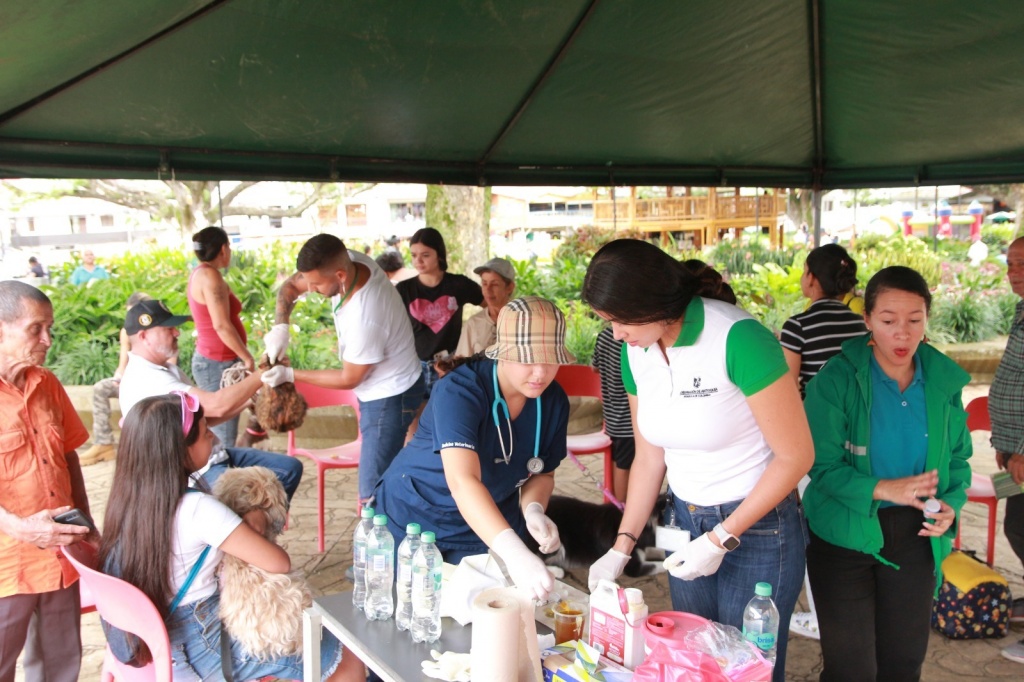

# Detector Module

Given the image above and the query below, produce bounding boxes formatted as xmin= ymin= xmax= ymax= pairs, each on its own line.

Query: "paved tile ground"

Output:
xmin=20 ymin=383 xmax=1024 ymax=681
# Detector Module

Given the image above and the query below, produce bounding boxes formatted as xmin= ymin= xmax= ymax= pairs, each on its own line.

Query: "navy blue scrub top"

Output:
xmin=374 ymin=359 xmax=570 ymax=554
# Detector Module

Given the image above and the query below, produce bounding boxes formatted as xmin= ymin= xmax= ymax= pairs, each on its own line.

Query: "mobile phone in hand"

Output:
xmin=53 ymin=508 xmax=97 ymax=534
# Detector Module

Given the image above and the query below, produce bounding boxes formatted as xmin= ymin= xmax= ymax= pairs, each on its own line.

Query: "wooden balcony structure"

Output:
xmin=592 ymin=189 xmax=787 ymax=249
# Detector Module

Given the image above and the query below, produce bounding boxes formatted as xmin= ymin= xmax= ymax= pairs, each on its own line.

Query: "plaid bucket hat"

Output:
xmin=485 ymin=296 xmax=576 ymax=365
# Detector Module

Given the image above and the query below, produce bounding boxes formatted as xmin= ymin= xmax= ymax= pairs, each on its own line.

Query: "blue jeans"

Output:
xmin=665 ymin=490 xmax=808 ymax=682
xmin=192 ymin=352 xmax=241 ymax=448
xmin=420 ymin=360 xmax=441 ymax=399
xmin=202 ymin=447 xmax=304 ymax=503
xmin=167 ymin=592 xmax=341 ymax=681
xmin=358 ymin=375 xmax=424 ymax=501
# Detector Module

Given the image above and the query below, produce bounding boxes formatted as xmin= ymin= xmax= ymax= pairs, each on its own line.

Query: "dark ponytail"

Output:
xmin=192 ymin=226 xmax=229 ymax=263
xmin=582 ymin=239 xmax=699 ymax=324
xmin=682 ymin=259 xmax=738 ymax=305
xmin=806 ymin=244 xmax=858 ymax=298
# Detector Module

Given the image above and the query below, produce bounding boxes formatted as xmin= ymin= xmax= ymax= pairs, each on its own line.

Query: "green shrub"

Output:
xmin=560 ymin=300 xmax=603 ymax=366
xmin=48 ymin=338 xmax=118 ymax=386
xmin=929 ymin=290 xmax=1000 ymax=344
xmin=850 ymin=235 xmax=942 ymax=286
xmin=992 ymin=292 xmax=1021 ymax=335
xmin=44 ymin=242 xmax=337 ymax=384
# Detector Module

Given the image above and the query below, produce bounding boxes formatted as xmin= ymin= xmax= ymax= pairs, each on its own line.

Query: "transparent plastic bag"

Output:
xmin=681 ymin=622 xmax=773 ymax=682
xmin=631 ymin=642 xmax=730 ymax=682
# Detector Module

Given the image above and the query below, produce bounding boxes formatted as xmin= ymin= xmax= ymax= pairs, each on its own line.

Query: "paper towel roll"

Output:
xmin=470 ymin=588 xmax=521 ymax=682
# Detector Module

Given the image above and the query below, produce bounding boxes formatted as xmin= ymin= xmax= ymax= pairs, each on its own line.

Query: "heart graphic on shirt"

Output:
xmin=408 ymin=296 xmax=458 ymax=333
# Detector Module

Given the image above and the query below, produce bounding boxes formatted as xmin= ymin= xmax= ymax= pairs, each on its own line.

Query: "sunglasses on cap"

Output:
xmin=171 ymin=390 xmax=200 ymax=436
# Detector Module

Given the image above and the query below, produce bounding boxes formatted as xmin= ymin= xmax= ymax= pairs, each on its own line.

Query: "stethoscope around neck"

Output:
xmin=491 ymin=363 xmax=544 ymax=474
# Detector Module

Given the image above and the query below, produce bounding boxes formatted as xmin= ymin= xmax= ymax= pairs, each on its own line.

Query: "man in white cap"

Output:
xmin=454 ymin=257 xmax=516 ymax=357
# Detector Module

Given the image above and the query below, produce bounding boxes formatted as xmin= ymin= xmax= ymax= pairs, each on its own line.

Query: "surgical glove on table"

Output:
xmin=524 ymin=502 xmax=561 ymax=553
xmin=260 ymin=364 xmax=294 ymax=388
xmin=664 ymin=532 xmax=727 ymax=580
xmin=422 ymin=650 xmax=471 ymax=682
xmin=491 ymin=528 xmax=554 ymax=602
xmin=587 ymin=548 xmax=630 ymax=592
xmin=263 ymin=324 xmax=291 ymax=363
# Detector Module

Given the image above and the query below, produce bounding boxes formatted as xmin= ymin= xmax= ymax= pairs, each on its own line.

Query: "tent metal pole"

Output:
xmin=812 ymin=189 xmax=822 ymax=247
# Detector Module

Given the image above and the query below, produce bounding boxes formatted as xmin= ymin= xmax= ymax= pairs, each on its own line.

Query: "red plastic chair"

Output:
xmin=554 ymin=365 xmax=614 ymax=502
xmin=61 ymin=542 xmax=173 ymax=682
xmin=288 ymin=381 xmax=362 ymax=553
xmin=954 ymin=395 xmax=999 ymax=566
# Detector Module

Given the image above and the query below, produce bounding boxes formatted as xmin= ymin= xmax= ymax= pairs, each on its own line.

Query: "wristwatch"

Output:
xmin=712 ymin=523 xmax=740 ymax=551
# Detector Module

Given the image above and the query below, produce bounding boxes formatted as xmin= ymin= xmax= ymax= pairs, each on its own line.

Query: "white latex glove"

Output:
xmin=663 ymin=532 xmax=727 ymax=581
xmin=491 ymin=528 xmax=554 ymax=602
xmin=260 ymin=364 xmax=294 ymax=388
xmin=263 ymin=323 xmax=291 ymax=363
xmin=587 ymin=548 xmax=630 ymax=592
xmin=523 ymin=502 xmax=561 ymax=554
xmin=422 ymin=650 xmax=471 ymax=682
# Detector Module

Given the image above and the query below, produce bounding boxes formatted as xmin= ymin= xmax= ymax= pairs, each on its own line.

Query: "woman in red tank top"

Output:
xmin=188 ymin=227 xmax=257 ymax=448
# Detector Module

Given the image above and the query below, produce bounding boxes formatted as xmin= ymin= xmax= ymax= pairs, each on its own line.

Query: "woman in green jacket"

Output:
xmin=803 ymin=266 xmax=972 ymax=682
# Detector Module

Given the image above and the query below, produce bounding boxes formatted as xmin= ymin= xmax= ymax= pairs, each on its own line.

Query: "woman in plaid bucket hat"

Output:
xmin=372 ymin=296 xmax=574 ymax=601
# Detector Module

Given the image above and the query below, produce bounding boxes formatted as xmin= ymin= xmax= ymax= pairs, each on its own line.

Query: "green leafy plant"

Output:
xmin=48 ymin=339 xmax=118 ymax=386
xmin=560 ymin=300 xmax=603 ymax=366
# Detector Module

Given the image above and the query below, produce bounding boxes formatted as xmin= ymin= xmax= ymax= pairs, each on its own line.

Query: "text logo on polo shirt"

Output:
xmin=679 ymin=378 xmax=719 ymax=398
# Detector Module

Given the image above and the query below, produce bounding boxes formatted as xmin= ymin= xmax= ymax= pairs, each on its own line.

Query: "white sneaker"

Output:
xmin=1002 ymin=639 xmax=1024 ymax=664
xmin=789 ymin=611 xmax=820 ymax=639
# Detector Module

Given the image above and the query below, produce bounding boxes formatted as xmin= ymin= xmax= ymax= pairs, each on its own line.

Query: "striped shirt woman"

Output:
xmin=781 ymin=244 xmax=866 ymax=397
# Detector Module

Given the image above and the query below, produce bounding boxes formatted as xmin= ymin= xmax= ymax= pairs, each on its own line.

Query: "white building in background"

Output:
xmin=0 ymin=190 xmax=163 ymax=278
xmin=339 ymin=183 xmax=426 ymax=241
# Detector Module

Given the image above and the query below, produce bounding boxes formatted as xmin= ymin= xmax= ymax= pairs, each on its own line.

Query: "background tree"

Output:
xmin=1 ymin=179 xmax=333 ymax=235
xmin=425 ymin=185 xmax=491 ymax=275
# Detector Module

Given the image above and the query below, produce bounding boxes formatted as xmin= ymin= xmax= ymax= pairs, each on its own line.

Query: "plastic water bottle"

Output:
xmin=395 ymin=523 xmax=422 ymax=631
xmin=364 ymin=514 xmax=395 ymax=621
xmin=411 ymin=531 xmax=443 ymax=643
xmin=742 ymin=582 xmax=779 ymax=666
xmin=352 ymin=506 xmax=375 ymax=610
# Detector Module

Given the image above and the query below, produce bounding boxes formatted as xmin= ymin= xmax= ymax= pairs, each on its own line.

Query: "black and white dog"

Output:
xmin=525 ymin=494 xmax=668 ymax=580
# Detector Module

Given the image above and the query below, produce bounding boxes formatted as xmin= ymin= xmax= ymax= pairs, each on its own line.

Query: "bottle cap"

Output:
xmin=421 ymin=531 xmax=436 ymax=543
xmin=754 ymin=582 xmax=773 ymax=597
xmin=373 ymin=514 xmax=388 ymax=526
xmin=361 ymin=506 xmax=375 ymax=519
xmin=924 ymin=498 xmax=941 ymax=515
xmin=625 ymin=588 xmax=644 ymax=605
xmin=406 ymin=523 xmax=421 ymax=535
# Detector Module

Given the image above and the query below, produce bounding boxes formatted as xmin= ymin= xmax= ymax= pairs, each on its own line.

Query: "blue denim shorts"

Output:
xmin=166 ymin=592 xmax=341 ymax=681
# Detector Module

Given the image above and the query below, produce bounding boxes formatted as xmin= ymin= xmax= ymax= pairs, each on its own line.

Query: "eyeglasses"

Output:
xmin=171 ymin=390 xmax=200 ymax=436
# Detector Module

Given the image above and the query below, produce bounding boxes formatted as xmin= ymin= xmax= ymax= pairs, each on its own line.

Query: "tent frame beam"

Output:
xmin=475 ymin=0 xmax=602 ymax=181
xmin=0 ymin=0 xmax=231 ymax=127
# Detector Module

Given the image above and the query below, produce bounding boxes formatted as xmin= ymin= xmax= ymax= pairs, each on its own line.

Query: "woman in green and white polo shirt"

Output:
xmin=581 ymin=239 xmax=813 ymax=682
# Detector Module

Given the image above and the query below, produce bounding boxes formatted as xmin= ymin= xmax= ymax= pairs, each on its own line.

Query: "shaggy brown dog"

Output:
xmin=253 ymin=356 xmax=307 ymax=432
xmin=213 ymin=466 xmax=310 ymax=660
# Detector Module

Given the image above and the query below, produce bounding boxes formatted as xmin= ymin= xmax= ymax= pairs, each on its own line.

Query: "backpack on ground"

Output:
xmin=931 ymin=550 xmax=1011 ymax=639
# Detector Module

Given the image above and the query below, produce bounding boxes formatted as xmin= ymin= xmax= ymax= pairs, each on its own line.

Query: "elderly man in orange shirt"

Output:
xmin=0 ymin=281 xmax=92 ymax=682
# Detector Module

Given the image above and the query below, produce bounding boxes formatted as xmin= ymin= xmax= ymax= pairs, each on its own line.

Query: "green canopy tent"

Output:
xmin=2 ymin=0 xmax=1024 ymax=188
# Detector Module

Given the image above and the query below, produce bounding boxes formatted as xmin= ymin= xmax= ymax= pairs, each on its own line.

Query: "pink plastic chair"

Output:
xmin=288 ymin=381 xmax=362 ymax=553
xmin=61 ymin=542 xmax=173 ymax=682
xmin=954 ymin=395 xmax=999 ymax=566
xmin=554 ymin=365 xmax=614 ymax=502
